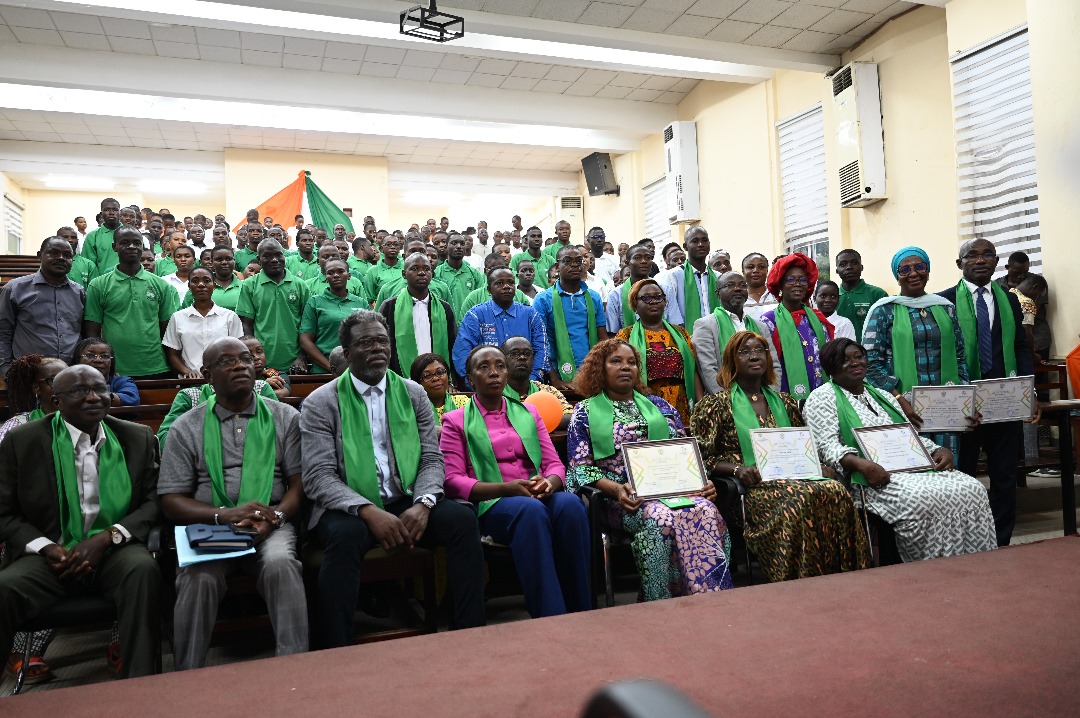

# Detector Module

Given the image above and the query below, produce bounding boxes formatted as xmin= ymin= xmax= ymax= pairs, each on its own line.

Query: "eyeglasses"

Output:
xmin=588 ymin=234 xmax=606 ymax=240
xmin=896 ymin=262 xmax=928 ymax=276
xmin=559 ymin=258 xmax=585 ymax=267
xmin=352 ymin=336 xmax=391 ymax=351
xmin=962 ymin=252 xmax=997 ymax=262
xmin=504 ymin=349 xmax=534 ymax=359
xmin=637 ymin=294 xmax=665 ymax=305
xmin=81 ymin=352 xmax=113 ymax=362
xmin=55 ymin=384 xmax=112 ymax=400
xmin=420 ymin=367 xmax=448 ymax=382
xmin=737 ymin=348 xmax=768 ymax=358
xmin=841 ymin=353 xmax=868 ymax=367
xmin=209 ymin=353 xmax=255 ymax=370
xmin=783 ymin=276 xmax=810 ymax=286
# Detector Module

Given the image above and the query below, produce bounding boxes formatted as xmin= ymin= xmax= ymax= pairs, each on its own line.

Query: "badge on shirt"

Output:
xmin=288 ymin=292 xmax=298 ymax=304
xmin=561 ymin=362 xmax=573 ymax=375
xmin=146 ymin=288 xmax=157 ymax=302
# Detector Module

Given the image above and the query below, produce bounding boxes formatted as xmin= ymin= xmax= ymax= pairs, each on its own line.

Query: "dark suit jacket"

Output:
xmin=938 ymin=282 xmax=1033 ymax=379
xmin=0 ymin=414 xmax=160 ymax=563
xmin=378 ymin=294 xmax=459 ymax=384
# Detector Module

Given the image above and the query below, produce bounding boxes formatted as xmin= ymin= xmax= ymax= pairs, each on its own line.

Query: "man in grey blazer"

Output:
xmin=692 ymin=271 xmax=766 ymax=394
xmin=300 ymin=310 xmax=485 ymax=648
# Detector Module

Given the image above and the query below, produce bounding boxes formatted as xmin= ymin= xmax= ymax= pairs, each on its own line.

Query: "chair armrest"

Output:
xmin=577 ymin=484 xmax=603 ymax=500
xmin=146 ymin=525 xmax=162 ymax=557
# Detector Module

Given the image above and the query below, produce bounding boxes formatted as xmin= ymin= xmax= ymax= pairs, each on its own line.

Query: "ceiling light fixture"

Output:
xmin=41 ymin=175 xmax=115 ymax=191
xmin=400 ymin=1 xmax=465 ymax=43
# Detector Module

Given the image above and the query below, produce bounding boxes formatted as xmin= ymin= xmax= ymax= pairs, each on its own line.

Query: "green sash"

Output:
xmin=620 ymin=279 xmax=635 ymax=328
xmin=433 ymin=392 xmax=456 ymax=417
xmin=831 ymin=382 xmax=908 ymax=486
xmin=28 ymin=407 xmax=46 ymax=421
xmin=953 ymin=281 xmax=1018 ymax=379
xmin=712 ymin=308 xmax=762 ymax=354
xmin=337 ymin=371 xmax=421 ymax=508
xmin=729 ymin=384 xmax=790 ymax=467
xmin=203 ymin=394 xmax=277 ymax=508
xmin=774 ymin=304 xmax=828 ymax=401
xmin=683 ymin=265 xmax=718 ymax=328
xmin=586 ymin=391 xmax=668 ymax=460
xmin=51 ymin=413 xmax=132 ymax=549
xmin=627 ymin=321 xmax=697 ymax=407
xmin=393 ymin=288 xmax=449 ymax=377
xmin=503 ymin=381 xmax=540 ymax=401
xmin=891 ymin=304 xmax=960 ymax=392
xmin=464 ymin=397 xmax=543 ymax=516
xmin=551 ymin=284 xmax=597 ymax=381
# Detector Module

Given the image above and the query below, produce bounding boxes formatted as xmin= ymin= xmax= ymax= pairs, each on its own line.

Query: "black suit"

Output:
xmin=0 ymin=415 xmax=161 ymax=677
xmin=378 ymin=293 xmax=458 ymax=384
xmin=938 ymin=282 xmax=1033 ymax=545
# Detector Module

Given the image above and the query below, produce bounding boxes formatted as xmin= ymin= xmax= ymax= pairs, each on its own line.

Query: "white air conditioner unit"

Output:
xmin=831 ymin=62 xmax=886 ymax=208
xmin=555 ymin=195 xmax=585 ymax=242
xmin=663 ymin=121 xmax=701 ymax=224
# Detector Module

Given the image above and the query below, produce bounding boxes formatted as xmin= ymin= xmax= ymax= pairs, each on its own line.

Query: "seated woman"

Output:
xmin=690 ymin=332 xmax=869 ymax=582
xmin=803 ymin=339 xmax=997 ymax=562
xmin=565 ymin=339 xmax=732 ymax=601
xmin=71 ymin=337 xmax=139 ymax=406
xmin=241 ymin=335 xmax=290 ymax=399
xmin=440 ymin=346 xmax=590 ymax=618
xmin=411 ymin=352 xmax=468 ymax=421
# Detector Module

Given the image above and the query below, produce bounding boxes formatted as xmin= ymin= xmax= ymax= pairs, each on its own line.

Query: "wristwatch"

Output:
xmin=417 ymin=494 xmax=437 ymax=510
xmin=273 ymin=510 xmax=287 ymax=528
xmin=107 ymin=526 xmax=125 ymax=545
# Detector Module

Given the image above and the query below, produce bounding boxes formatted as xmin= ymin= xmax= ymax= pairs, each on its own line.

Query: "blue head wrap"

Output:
xmin=891 ymin=246 xmax=930 ymax=278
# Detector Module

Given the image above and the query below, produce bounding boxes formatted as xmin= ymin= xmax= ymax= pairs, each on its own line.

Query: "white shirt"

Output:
xmin=287 ymin=226 xmax=301 ymax=241
xmin=592 ymin=252 xmax=620 ymax=283
xmin=585 ymin=274 xmax=613 ymax=302
xmin=349 ymin=373 xmax=403 ymax=502
xmin=411 ymin=294 xmax=432 ymax=356
xmin=162 ymin=273 xmax=189 ymax=301
xmin=964 ymin=279 xmax=996 ymax=329
xmin=823 ymin=312 xmax=857 ymax=340
xmin=462 ymin=255 xmax=484 ymax=271
xmin=472 ymin=240 xmax=491 ymax=259
xmin=162 ymin=304 xmax=244 ymax=374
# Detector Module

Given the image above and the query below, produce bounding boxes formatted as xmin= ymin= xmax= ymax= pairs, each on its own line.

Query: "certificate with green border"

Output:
xmin=853 ymin=424 xmax=934 ymax=473
xmin=621 ymin=437 xmax=708 ymax=500
xmin=911 ymin=385 xmax=977 ymax=432
xmin=749 ymin=428 xmax=824 ymax=481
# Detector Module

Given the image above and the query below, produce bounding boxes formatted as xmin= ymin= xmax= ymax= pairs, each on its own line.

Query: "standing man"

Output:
xmin=58 ymin=226 xmax=97 ymax=287
xmin=692 ymin=271 xmax=764 ymax=394
xmin=361 ymin=233 xmax=405 ymax=301
xmin=586 ymin=227 xmax=619 ymax=284
xmin=532 ymin=246 xmax=607 ymax=392
xmin=237 ymin=240 xmax=311 ymax=374
xmin=379 ymin=254 xmax=456 ymax=379
xmin=658 ymin=226 xmax=720 ymax=328
xmin=348 ymin=236 xmax=377 ymax=279
xmin=995 ymin=251 xmax=1051 ymax=361
xmin=84 ymin=226 xmax=180 ymax=379
xmin=835 ymin=249 xmax=888 ymax=342
xmin=541 ymin=220 xmax=573 ymax=263
xmin=285 ymin=229 xmax=320 ymax=281
xmin=159 ymin=337 xmax=308 ymax=669
xmin=74 ymin=216 xmax=89 ymax=250
xmin=288 ymin=215 xmax=305 ymax=243
xmin=511 ymin=215 xmax=523 ymax=234
xmin=0 ymin=365 xmax=162 ymax=679
xmin=435 ymin=233 xmax=485 ymax=317
xmin=509 ymin=226 xmax=553 ymax=290
xmin=939 ymin=238 xmax=1037 ymax=546
xmin=299 ymin=311 xmax=485 ymax=648
xmin=234 ymin=223 xmax=264 ymax=273
xmin=0 ymin=237 xmax=85 ymax=380
xmin=81 ymin=198 xmax=123 ymax=272
xmin=605 ymin=243 xmax=652 ymax=333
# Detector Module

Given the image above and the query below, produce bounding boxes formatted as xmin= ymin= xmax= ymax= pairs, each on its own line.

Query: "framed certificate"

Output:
xmin=973 ymin=376 xmax=1035 ymax=424
xmin=749 ymin=428 xmax=823 ymax=481
xmin=910 ymin=385 xmax=977 ymax=432
xmin=853 ymin=424 xmax=934 ymax=473
xmin=622 ymin=437 xmax=709 ymax=500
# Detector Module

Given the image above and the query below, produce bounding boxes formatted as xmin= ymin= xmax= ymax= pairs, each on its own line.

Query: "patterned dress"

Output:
xmin=803 ymin=383 xmax=997 ymax=562
xmin=757 ymin=308 xmax=833 ymax=398
xmin=690 ymin=390 xmax=870 ymax=582
xmin=565 ymin=394 xmax=732 ymax=601
xmin=862 ymin=300 xmax=969 ymax=459
xmin=615 ymin=324 xmax=698 ymax=425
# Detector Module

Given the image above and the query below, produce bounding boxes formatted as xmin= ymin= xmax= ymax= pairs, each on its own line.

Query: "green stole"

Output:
xmin=50 ymin=412 xmax=132 ymax=549
xmin=712 ymin=308 xmax=762 ymax=353
xmin=336 ymin=371 xmax=421 ymax=508
xmin=891 ymin=304 xmax=959 ymax=392
xmin=551 ymin=283 xmax=598 ymax=381
xmin=620 ymin=279 xmax=635 ymax=328
xmin=831 ymin=382 xmax=908 ymax=486
xmin=393 ymin=288 xmax=449 ymax=376
xmin=503 ymin=381 xmax=540 ymax=401
xmin=683 ymin=265 xmax=718 ymax=328
xmin=464 ymin=397 xmax=543 ymax=516
xmin=203 ymin=394 xmax=277 ymax=507
xmin=729 ymin=385 xmax=790 ymax=467
xmin=774 ymin=304 xmax=828 ymax=401
xmin=953 ymin=281 xmax=1018 ymax=379
xmin=28 ymin=407 xmax=46 ymax=421
xmin=586 ymin=391 xmax=668 ymax=460
xmin=433 ymin=392 xmax=455 ymax=417
xmin=627 ymin=321 xmax=697 ymax=407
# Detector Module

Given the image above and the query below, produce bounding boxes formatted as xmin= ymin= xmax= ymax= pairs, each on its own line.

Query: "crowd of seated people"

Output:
xmin=0 ymin=196 xmax=1050 ymax=687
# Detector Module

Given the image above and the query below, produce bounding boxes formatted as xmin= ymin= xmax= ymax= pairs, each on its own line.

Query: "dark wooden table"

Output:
xmin=1040 ymin=399 xmax=1080 ymax=535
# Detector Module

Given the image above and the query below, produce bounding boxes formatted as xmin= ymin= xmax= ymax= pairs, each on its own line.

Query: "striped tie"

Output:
xmin=975 ymin=287 xmax=993 ymax=375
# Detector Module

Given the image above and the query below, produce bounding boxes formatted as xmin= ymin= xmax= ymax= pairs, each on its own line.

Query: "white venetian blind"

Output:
xmin=3 ymin=195 xmax=23 ymax=255
xmin=951 ymin=26 xmax=1040 ymax=273
xmin=777 ymin=104 xmax=828 ymax=252
xmin=642 ymin=176 xmax=667 ymax=242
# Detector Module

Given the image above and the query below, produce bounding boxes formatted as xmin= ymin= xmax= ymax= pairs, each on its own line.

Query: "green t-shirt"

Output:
xmin=67 ymin=255 xmax=97 ymax=287
xmin=234 ymin=247 xmax=260 ymax=273
xmin=84 ymin=267 xmax=180 ymax=376
xmin=81 ymin=225 xmax=119 ymax=272
xmin=541 ymin=239 xmax=571 ymax=263
xmin=372 ymin=276 xmax=451 ymax=311
xmin=235 ymin=271 xmax=311 ymax=372
xmin=361 ymin=259 xmax=407 ymax=300
xmin=285 ymin=253 xmax=320 ymax=281
xmin=509 ymin=251 xmax=554 ymax=289
xmin=347 ymin=256 xmax=373 ymax=278
xmin=299 ymin=290 xmax=371 ymax=373
xmin=305 ymin=273 xmax=370 ymax=304
xmin=837 ymin=279 xmax=889 ymax=342
xmin=155 ymin=255 xmax=177 ymax=277
xmin=180 ymin=276 xmax=244 ymax=312
xmin=433 ymin=261 xmax=485 ymax=316
xmin=458 ymin=286 xmax=532 ymax=318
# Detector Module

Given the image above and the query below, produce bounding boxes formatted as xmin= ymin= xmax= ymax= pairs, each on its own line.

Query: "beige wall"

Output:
xmin=21 ymin=189 xmax=142 ymax=255
xmin=945 ymin=0 xmax=1028 ymax=54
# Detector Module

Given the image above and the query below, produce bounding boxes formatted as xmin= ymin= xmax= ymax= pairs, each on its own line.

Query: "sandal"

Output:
xmin=105 ymin=641 xmax=122 ymax=676
xmin=6 ymin=652 xmax=53 ymax=684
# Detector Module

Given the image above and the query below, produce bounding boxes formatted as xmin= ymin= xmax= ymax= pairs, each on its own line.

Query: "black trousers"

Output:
xmin=313 ymin=499 xmax=485 ymax=649
xmin=959 ymin=420 xmax=1022 ymax=546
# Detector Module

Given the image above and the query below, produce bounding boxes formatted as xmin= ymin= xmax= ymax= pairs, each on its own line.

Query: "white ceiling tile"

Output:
xmin=594 ymin=85 xmax=632 ymax=99
xmin=4 ymin=110 xmax=48 ymax=122
xmin=166 ymin=140 xmax=201 ymax=150
xmin=671 ymin=77 xmax=699 ymax=92
xmin=501 ymin=76 xmax=539 ymax=91
xmin=240 ymin=32 xmax=283 ymax=52
xmin=441 ymin=147 xmax=472 ymax=157
xmin=10 ymin=27 xmax=64 ymax=46
xmin=150 ymin=24 xmax=196 ymax=43
xmin=200 ymin=45 xmax=242 ymax=63
xmin=439 ymin=55 xmax=481 ymax=72
xmin=821 ymin=32 xmax=864 ymax=52
xmin=644 ymin=0 xmax=696 ymax=10
xmin=326 ymin=140 xmax=358 ymax=151
xmin=810 ymin=9 xmax=872 ymax=34
xmin=609 ymin=72 xmax=649 ymax=88
xmin=284 ymin=37 xmax=326 ymax=57
xmin=60 ymin=31 xmax=111 ymax=51
xmin=743 ymin=24 xmax=800 ymax=47
xmin=461 ymin=158 xmax=492 ymax=167
xmin=109 ymin=37 xmax=156 ymax=55
xmin=435 ymin=156 xmax=466 ymax=166
xmin=161 ymin=129 xmax=197 ymax=139
xmin=396 ymin=65 xmax=436 ymax=82
xmin=655 ymin=91 xmax=686 ymax=104
xmin=20 ymin=131 xmax=60 ymax=142
xmin=324 ymin=40 xmax=367 ymax=61
xmin=195 ymin=27 xmax=240 ymax=47
xmin=242 ymin=49 xmax=282 ymax=67
xmin=465 ymin=73 xmax=506 ymax=88
xmin=871 ymin=2 xmax=915 ymax=24
xmin=58 ymin=133 xmax=96 ymax=143
xmin=730 ymin=0 xmax=793 ymax=24
xmin=663 ymin=13 xmax=721 ymax=37
xmin=511 ymin=62 xmax=554 ymax=79
xmin=563 ymin=82 xmax=604 ymax=97
xmin=577 ymin=2 xmax=637 ymax=27
xmin=841 ymin=0 xmax=897 ymax=13
xmin=127 ymin=127 xmax=162 ymax=139
xmin=323 ymin=57 xmax=362 ymax=74
xmin=782 ymin=29 xmax=839 ymax=53
xmin=105 ymin=18 xmax=151 ymax=40
xmin=810 ymin=0 xmax=849 ymax=7
xmin=705 ymin=19 xmax=761 ymax=42
xmin=12 ymin=120 xmax=44 ymax=132
xmin=771 ymin=3 xmax=835 ymax=29
xmin=483 ymin=0 xmax=541 ymax=14
xmin=403 ymin=49 xmax=444 ymax=68
xmin=0 ymin=26 xmax=15 ymax=43
xmin=0 ymin=7 xmax=55 ymax=29
xmin=359 ymin=61 xmax=399 ymax=77
xmin=0 ymin=131 xmax=26 ymax=141
xmin=532 ymin=0 xmax=589 ymax=22
xmin=621 ymin=8 xmax=680 ymax=31
xmin=364 ymin=45 xmax=407 ymax=64
xmin=532 ymin=79 xmax=572 ymax=93
xmin=97 ymin=136 xmax=134 ymax=147
xmin=626 ymin=88 xmax=662 ymax=102
xmin=639 ymin=75 xmax=678 ymax=91
xmin=50 ymin=12 xmax=104 ymax=34
xmin=432 ymin=68 xmax=471 ymax=84
xmin=0 ymin=120 xmax=16 ymax=131
xmin=545 ymin=65 xmax=586 ymax=82
xmin=578 ymin=68 xmax=619 ymax=84
xmin=684 ymin=0 xmax=744 ymax=20
xmin=475 ymin=58 xmax=516 ymax=75
xmin=155 ymin=40 xmax=200 ymax=59
xmin=488 ymin=160 xmax=519 ymax=168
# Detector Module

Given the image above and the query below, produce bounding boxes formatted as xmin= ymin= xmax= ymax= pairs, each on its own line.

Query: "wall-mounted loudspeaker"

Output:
xmin=581 ymin=152 xmax=620 ymax=197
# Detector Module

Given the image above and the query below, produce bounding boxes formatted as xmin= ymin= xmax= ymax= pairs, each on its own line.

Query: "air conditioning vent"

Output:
xmin=663 ymin=125 xmax=674 ymax=142
xmin=838 ymin=161 xmax=861 ymax=203
xmin=832 ymin=66 xmax=852 ymax=96
xmin=663 ymin=122 xmax=700 ymax=223
xmin=560 ymin=196 xmax=582 ymax=210
xmin=831 ymin=62 xmax=886 ymax=208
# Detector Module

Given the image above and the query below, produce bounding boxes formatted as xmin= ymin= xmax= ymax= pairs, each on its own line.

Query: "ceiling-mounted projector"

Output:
xmin=400 ymin=1 xmax=465 ymax=43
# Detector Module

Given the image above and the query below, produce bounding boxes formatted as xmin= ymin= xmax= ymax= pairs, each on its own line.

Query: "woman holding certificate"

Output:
xmin=804 ymin=339 xmax=997 ymax=562
xmin=565 ymin=339 xmax=733 ymax=600
xmin=861 ymin=247 xmax=970 ymax=458
xmin=691 ymin=332 xmax=870 ymax=582
xmin=440 ymin=346 xmax=591 ymax=618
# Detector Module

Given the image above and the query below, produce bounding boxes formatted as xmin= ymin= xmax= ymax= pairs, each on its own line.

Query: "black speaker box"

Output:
xmin=582 ymin=152 xmax=620 ymax=197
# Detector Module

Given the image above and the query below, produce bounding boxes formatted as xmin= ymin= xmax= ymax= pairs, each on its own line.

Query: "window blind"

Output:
xmin=3 ymin=195 xmax=23 ymax=255
xmin=777 ymin=104 xmax=828 ymax=253
xmin=642 ymin=176 xmax=667 ymax=242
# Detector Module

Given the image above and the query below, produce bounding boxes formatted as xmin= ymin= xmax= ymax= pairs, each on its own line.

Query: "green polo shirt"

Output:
xmin=372 ymin=276 xmax=451 ymax=312
xmin=67 ymin=255 xmax=97 ymax=287
xmin=81 ymin=225 xmax=119 ymax=272
xmin=84 ymin=267 xmax=180 ymax=376
xmin=305 ymin=273 xmax=370 ymax=304
xmin=180 ymin=276 xmax=244 ymax=311
xmin=299 ymin=290 xmax=370 ymax=374
xmin=347 ymin=256 xmax=373 ymax=278
xmin=235 ymin=247 xmax=260 ymax=273
xmin=459 ymin=286 xmax=532 ymax=317
xmin=362 ymin=259 xmax=406 ymax=300
xmin=235 ymin=270 xmax=310 ymax=372
xmin=509 ymin=251 xmax=554 ymax=289
xmin=154 ymin=255 xmax=177 ymax=277
xmin=540 ymin=239 xmax=571 ymax=263
xmin=837 ymin=279 xmax=889 ymax=342
xmin=433 ymin=261 xmax=484 ymax=316
xmin=285 ymin=253 xmax=320 ymax=281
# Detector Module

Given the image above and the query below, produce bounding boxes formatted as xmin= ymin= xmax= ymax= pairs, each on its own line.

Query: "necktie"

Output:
xmin=975 ymin=287 xmax=993 ymax=375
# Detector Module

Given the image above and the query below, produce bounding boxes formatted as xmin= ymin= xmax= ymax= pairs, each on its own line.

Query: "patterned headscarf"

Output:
xmin=766 ymin=252 xmax=818 ymax=298
xmin=890 ymin=246 xmax=930 ymax=278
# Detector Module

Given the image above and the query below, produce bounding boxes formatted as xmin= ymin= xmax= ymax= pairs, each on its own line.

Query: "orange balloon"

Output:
xmin=523 ymin=390 xmax=563 ymax=433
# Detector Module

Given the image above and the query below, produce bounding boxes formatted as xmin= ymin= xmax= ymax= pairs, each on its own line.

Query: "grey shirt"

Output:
xmin=158 ymin=394 xmax=302 ymax=505
xmin=299 ymin=372 xmax=444 ymax=529
xmin=0 ymin=272 xmax=86 ymax=377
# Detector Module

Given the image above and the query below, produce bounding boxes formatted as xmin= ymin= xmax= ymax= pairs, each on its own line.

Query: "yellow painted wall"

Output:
xmin=149 ymin=201 xmax=226 ymax=223
xmin=0 ymin=172 xmax=26 ymax=255
xmin=578 ymin=149 xmax=645 ymax=247
xmin=945 ymin=0 xmax=1028 ymax=54
xmin=20 ymin=189 xmax=146 ymax=255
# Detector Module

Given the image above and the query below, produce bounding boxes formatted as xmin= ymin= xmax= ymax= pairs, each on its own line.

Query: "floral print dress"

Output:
xmin=614 ymin=324 xmax=698 ymax=425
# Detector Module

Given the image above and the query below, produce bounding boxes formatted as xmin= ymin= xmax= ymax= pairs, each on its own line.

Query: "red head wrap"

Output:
xmin=766 ymin=252 xmax=819 ymax=299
